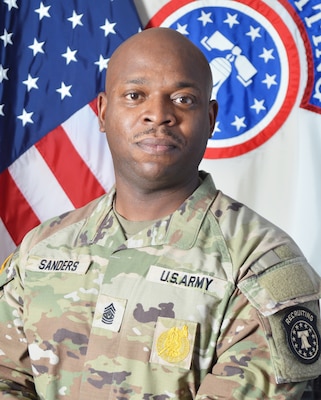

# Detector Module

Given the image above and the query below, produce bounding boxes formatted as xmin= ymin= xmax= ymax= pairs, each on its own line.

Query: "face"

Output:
xmin=98 ymin=30 xmax=217 ymax=191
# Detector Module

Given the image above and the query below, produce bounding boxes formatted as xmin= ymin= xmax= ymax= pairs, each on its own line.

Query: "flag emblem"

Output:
xmin=148 ymin=0 xmax=300 ymax=158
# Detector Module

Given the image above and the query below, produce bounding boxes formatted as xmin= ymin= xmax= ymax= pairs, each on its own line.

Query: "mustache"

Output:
xmin=133 ymin=127 xmax=184 ymax=146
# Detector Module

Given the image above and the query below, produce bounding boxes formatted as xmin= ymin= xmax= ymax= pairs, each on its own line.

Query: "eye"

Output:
xmin=125 ymin=92 xmax=142 ymax=101
xmin=172 ymin=95 xmax=194 ymax=105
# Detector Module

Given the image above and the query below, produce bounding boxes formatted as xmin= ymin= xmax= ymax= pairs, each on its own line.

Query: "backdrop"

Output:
xmin=1 ymin=0 xmax=320 ymax=276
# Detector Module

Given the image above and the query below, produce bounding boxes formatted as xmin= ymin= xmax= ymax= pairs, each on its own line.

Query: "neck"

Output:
xmin=114 ymin=175 xmax=200 ymax=221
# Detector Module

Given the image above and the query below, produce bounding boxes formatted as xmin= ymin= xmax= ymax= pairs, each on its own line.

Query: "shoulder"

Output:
xmin=0 ymin=193 xmax=113 ymax=284
xmin=19 ymin=193 xmax=112 ymax=255
xmin=209 ymin=190 xmax=307 ymax=273
xmin=210 ymin=189 xmax=321 ymax=307
xmin=209 ymin=189 xmax=321 ymax=379
xmin=210 ymin=189 xmax=284 ymax=241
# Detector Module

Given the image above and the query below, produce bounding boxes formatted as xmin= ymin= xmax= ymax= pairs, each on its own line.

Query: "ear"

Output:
xmin=97 ymin=92 xmax=107 ymax=132
xmin=208 ymin=99 xmax=218 ymax=138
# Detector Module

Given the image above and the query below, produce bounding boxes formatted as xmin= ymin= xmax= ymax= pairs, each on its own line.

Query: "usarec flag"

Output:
xmin=0 ymin=0 xmax=142 ymax=262
xmin=139 ymin=0 xmax=321 ymax=276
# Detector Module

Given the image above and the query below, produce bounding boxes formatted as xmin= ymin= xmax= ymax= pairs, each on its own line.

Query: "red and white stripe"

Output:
xmin=0 ymin=100 xmax=115 ymax=262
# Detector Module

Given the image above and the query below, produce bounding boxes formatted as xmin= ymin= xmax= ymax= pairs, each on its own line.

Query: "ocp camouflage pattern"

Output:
xmin=0 ymin=172 xmax=320 ymax=399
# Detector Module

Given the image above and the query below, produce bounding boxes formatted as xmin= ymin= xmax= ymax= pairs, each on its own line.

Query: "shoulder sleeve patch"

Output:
xmin=265 ymin=301 xmax=321 ymax=382
xmin=282 ymin=306 xmax=320 ymax=365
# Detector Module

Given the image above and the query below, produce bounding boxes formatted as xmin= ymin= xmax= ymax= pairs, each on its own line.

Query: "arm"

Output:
xmin=0 ymin=256 xmax=37 ymax=399
xmin=196 ymin=288 xmax=311 ymax=399
xmin=201 ymin=195 xmax=321 ymax=399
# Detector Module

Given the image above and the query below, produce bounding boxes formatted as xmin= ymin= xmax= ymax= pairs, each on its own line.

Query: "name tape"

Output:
xmin=27 ymin=258 xmax=90 ymax=274
xmin=146 ymin=265 xmax=220 ymax=294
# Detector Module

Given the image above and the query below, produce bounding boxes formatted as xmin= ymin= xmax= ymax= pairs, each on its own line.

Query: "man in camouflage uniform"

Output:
xmin=0 ymin=28 xmax=320 ymax=399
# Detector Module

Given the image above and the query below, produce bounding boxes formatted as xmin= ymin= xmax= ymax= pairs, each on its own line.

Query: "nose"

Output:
xmin=142 ymin=95 xmax=176 ymax=126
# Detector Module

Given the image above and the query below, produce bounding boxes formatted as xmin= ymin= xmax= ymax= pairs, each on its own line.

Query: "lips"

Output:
xmin=136 ymin=137 xmax=180 ymax=154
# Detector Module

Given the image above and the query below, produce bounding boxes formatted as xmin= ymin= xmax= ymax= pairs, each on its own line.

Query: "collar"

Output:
xmin=84 ymin=171 xmax=217 ymax=250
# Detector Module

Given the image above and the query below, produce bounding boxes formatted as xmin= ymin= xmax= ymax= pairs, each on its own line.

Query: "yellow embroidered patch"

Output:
xmin=157 ymin=325 xmax=190 ymax=363
xmin=150 ymin=317 xmax=197 ymax=369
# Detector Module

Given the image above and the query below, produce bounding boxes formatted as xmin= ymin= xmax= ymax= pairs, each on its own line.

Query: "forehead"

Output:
xmin=107 ymin=44 xmax=208 ymax=92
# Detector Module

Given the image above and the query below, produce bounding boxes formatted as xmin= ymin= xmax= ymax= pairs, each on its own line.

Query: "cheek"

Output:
xmin=185 ymin=115 xmax=209 ymax=138
xmin=104 ymin=117 xmax=133 ymax=158
xmin=186 ymin=118 xmax=210 ymax=152
xmin=105 ymin=107 xmax=135 ymax=136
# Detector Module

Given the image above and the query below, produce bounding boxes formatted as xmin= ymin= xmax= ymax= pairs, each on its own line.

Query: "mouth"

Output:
xmin=136 ymin=137 xmax=179 ymax=154
xmin=134 ymin=126 xmax=184 ymax=155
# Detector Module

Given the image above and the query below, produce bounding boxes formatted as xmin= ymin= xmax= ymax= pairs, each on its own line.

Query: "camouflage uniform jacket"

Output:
xmin=0 ymin=172 xmax=321 ymax=400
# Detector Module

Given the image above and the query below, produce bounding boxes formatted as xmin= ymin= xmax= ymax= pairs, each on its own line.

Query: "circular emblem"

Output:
xmin=147 ymin=0 xmax=300 ymax=158
xmin=282 ymin=306 xmax=321 ymax=364
xmin=156 ymin=325 xmax=190 ymax=363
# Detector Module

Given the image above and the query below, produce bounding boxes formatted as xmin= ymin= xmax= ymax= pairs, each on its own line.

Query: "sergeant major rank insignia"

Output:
xmin=102 ymin=303 xmax=116 ymax=325
xmin=282 ymin=306 xmax=321 ymax=364
xmin=93 ymin=294 xmax=127 ymax=332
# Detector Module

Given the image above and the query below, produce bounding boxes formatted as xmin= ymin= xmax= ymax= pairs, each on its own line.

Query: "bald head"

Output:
xmin=105 ymin=27 xmax=213 ymax=99
xmin=97 ymin=26 xmax=218 ymax=202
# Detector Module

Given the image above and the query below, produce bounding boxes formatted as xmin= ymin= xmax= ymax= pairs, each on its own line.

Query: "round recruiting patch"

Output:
xmin=282 ymin=306 xmax=320 ymax=364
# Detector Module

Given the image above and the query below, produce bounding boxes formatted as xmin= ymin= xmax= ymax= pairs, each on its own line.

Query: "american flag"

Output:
xmin=0 ymin=0 xmax=142 ymax=262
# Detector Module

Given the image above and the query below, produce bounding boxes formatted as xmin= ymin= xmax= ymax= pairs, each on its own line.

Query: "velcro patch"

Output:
xmin=282 ymin=306 xmax=320 ymax=364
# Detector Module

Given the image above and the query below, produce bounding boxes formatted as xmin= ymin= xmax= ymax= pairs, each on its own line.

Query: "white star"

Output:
xmin=197 ymin=11 xmax=213 ymax=27
xmin=176 ymin=23 xmax=189 ymax=35
xmin=262 ymin=73 xmax=277 ymax=89
xmin=28 ymin=38 xmax=45 ymax=56
xmin=95 ymin=55 xmax=109 ymax=72
xmin=62 ymin=47 xmax=77 ymax=64
xmin=35 ymin=2 xmax=51 ymax=20
xmin=23 ymin=74 xmax=39 ymax=91
xmin=100 ymin=18 xmax=116 ymax=37
xmin=0 ymin=29 xmax=13 ymax=47
xmin=3 ymin=0 xmax=18 ymax=11
xmin=68 ymin=11 xmax=83 ymax=28
xmin=56 ymin=82 xmax=72 ymax=99
xmin=0 ymin=64 xmax=9 ymax=83
xmin=224 ymin=13 xmax=239 ymax=28
xmin=231 ymin=115 xmax=246 ymax=131
xmin=259 ymin=48 xmax=275 ymax=63
xmin=17 ymin=109 xmax=34 ymax=126
xmin=213 ymin=121 xmax=221 ymax=135
xmin=246 ymin=26 xmax=261 ymax=42
xmin=0 ymin=104 xmax=4 ymax=116
xmin=250 ymin=98 xmax=266 ymax=114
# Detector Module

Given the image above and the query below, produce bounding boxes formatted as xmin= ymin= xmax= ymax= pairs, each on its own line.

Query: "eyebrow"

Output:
xmin=125 ymin=78 xmax=201 ymax=92
xmin=125 ymin=78 xmax=147 ymax=85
